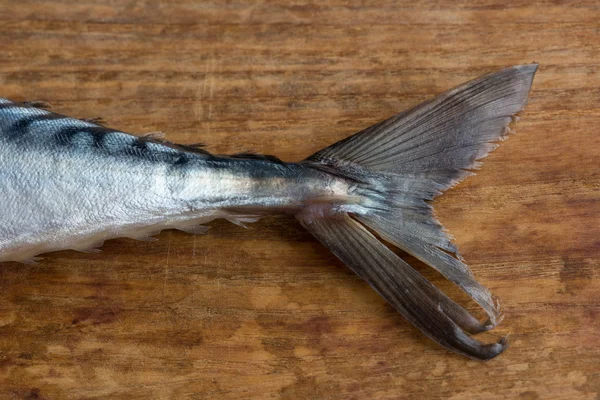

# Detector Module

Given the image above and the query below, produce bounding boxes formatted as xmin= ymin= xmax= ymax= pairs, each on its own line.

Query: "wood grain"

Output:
xmin=0 ymin=1 xmax=598 ymax=398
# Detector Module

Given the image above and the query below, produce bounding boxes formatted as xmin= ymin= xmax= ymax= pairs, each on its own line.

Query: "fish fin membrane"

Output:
xmin=82 ymin=117 xmax=106 ymax=125
xmin=21 ymin=100 xmax=52 ymax=109
xmin=300 ymin=64 xmax=537 ymax=359
xmin=299 ymin=214 xmax=507 ymax=360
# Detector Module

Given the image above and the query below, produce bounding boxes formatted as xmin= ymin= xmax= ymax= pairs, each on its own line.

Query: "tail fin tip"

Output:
xmin=300 ymin=64 xmax=537 ymax=359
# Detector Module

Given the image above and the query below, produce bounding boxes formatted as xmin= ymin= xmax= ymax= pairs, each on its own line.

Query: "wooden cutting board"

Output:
xmin=0 ymin=1 xmax=598 ymax=398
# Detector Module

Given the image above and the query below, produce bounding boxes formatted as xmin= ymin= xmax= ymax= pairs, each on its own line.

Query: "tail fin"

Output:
xmin=299 ymin=64 xmax=538 ymax=359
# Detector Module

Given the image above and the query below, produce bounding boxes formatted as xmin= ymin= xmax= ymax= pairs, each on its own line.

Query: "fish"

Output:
xmin=0 ymin=64 xmax=538 ymax=359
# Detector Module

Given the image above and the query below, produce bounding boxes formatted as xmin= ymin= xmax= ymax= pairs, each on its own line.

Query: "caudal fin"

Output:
xmin=299 ymin=64 xmax=538 ymax=359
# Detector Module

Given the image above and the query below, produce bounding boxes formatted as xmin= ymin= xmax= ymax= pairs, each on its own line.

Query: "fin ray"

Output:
xmin=300 ymin=214 xmax=506 ymax=359
xmin=300 ymin=64 xmax=538 ymax=357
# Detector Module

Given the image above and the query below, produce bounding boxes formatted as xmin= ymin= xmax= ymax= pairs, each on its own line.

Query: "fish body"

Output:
xmin=0 ymin=65 xmax=538 ymax=359
xmin=0 ymin=110 xmax=355 ymax=261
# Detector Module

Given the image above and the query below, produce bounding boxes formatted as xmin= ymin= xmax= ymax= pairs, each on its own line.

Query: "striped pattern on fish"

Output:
xmin=0 ymin=64 xmax=538 ymax=360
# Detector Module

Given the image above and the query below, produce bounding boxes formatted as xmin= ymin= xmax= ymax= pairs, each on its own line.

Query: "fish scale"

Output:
xmin=0 ymin=64 xmax=538 ymax=360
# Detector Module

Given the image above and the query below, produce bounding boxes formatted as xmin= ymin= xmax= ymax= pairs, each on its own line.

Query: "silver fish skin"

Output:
xmin=0 ymin=64 xmax=538 ymax=360
xmin=0 ymin=104 xmax=358 ymax=262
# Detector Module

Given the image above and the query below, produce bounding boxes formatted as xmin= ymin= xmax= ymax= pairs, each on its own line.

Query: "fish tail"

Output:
xmin=298 ymin=64 xmax=538 ymax=359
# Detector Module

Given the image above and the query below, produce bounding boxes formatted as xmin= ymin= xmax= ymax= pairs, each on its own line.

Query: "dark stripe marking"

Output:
xmin=131 ymin=137 xmax=149 ymax=151
xmin=52 ymin=126 xmax=116 ymax=148
xmin=230 ymin=152 xmax=285 ymax=164
xmin=6 ymin=114 xmax=70 ymax=138
xmin=173 ymin=154 xmax=190 ymax=166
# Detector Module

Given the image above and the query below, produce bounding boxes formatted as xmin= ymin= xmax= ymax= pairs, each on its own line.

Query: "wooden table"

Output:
xmin=0 ymin=1 xmax=598 ymax=398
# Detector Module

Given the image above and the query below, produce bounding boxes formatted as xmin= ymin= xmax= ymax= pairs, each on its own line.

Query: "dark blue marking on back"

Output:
xmin=230 ymin=152 xmax=285 ymax=164
xmin=52 ymin=126 xmax=116 ymax=148
xmin=173 ymin=154 xmax=190 ymax=166
xmin=6 ymin=114 xmax=71 ymax=139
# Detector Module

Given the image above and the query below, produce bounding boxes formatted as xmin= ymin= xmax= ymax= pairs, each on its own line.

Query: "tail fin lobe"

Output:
xmin=299 ymin=214 xmax=507 ymax=360
xmin=299 ymin=64 xmax=537 ymax=359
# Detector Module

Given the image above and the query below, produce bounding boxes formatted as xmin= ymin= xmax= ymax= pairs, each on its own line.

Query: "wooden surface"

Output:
xmin=0 ymin=1 xmax=599 ymax=399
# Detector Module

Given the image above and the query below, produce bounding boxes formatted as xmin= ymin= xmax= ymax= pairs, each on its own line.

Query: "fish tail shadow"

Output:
xmin=298 ymin=64 xmax=538 ymax=360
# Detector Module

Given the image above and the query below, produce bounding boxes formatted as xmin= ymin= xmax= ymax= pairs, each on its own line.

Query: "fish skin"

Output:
xmin=0 ymin=64 xmax=538 ymax=359
xmin=0 ymin=100 xmax=360 ymax=262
